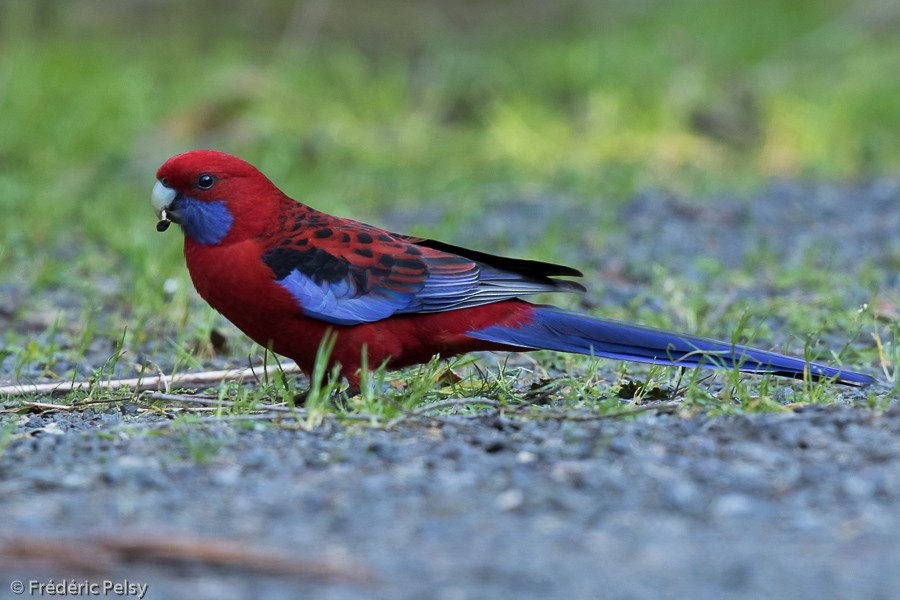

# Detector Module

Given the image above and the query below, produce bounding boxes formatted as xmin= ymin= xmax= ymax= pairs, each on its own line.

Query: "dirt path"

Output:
xmin=2 ymin=180 xmax=898 ymax=599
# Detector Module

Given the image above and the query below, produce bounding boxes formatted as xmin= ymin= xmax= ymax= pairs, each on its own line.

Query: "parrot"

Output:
xmin=151 ymin=150 xmax=874 ymax=393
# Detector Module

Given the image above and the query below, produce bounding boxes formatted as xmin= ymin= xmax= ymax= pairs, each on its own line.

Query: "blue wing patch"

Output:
xmin=277 ymin=268 xmax=418 ymax=325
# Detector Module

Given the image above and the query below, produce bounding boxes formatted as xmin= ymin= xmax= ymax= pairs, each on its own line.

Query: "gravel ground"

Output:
xmin=2 ymin=180 xmax=899 ymax=599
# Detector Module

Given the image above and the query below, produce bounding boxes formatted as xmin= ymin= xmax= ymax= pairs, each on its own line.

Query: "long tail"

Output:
xmin=468 ymin=305 xmax=874 ymax=386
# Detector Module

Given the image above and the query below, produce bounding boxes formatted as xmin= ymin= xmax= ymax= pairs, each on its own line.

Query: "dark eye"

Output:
xmin=159 ymin=176 xmax=169 ymax=187
xmin=197 ymin=174 xmax=215 ymax=190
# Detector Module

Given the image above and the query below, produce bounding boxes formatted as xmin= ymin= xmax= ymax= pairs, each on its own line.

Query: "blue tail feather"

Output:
xmin=468 ymin=306 xmax=874 ymax=386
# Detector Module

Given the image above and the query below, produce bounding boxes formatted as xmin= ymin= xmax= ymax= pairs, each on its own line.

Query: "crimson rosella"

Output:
xmin=151 ymin=150 xmax=873 ymax=391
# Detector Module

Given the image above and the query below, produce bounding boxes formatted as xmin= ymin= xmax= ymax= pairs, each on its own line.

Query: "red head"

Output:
xmin=152 ymin=150 xmax=291 ymax=245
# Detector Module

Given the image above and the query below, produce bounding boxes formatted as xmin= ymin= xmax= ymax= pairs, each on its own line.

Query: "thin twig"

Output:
xmin=407 ymin=397 xmax=504 ymax=416
xmin=147 ymin=392 xmax=378 ymax=423
xmin=386 ymin=398 xmax=503 ymax=428
xmin=21 ymin=400 xmax=78 ymax=412
xmin=19 ymin=396 xmax=145 ymax=413
xmin=145 ymin=392 xmax=298 ymax=413
xmin=0 ymin=364 xmax=304 ymax=397
xmin=0 ymin=532 xmax=375 ymax=584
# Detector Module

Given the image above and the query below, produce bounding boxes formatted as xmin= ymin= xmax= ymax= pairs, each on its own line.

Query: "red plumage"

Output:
xmin=154 ymin=151 xmax=537 ymax=387
xmin=150 ymin=150 xmax=874 ymax=389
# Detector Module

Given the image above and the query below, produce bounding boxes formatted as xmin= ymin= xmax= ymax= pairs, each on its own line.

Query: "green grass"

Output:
xmin=0 ymin=0 xmax=897 ymax=419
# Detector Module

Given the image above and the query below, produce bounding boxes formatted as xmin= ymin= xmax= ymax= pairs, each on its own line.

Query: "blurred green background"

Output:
xmin=0 ymin=0 xmax=898 ymax=379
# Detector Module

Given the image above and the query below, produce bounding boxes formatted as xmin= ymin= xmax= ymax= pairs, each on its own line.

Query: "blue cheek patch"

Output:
xmin=178 ymin=196 xmax=234 ymax=245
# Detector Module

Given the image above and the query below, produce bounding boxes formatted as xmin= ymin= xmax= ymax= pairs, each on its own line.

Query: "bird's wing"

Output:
xmin=261 ymin=216 xmax=584 ymax=326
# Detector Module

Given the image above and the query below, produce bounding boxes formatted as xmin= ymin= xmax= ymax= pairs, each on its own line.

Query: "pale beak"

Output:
xmin=152 ymin=180 xmax=177 ymax=232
